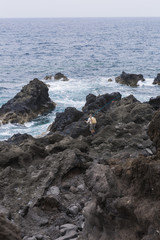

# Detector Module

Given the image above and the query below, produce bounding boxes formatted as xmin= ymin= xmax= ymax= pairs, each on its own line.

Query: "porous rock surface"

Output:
xmin=0 ymin=78 xmax=56 ymax=125
xmin=0 ymin=90 xmax=160 ymax=240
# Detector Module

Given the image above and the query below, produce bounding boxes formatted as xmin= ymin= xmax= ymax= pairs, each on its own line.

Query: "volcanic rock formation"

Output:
xmin=115 ymin=71 xmax=145 ymax=87
xmin=0 ymin=78 xmax=56 ymax=125
xmin=0 ymin=90 xmax=160 ymax=240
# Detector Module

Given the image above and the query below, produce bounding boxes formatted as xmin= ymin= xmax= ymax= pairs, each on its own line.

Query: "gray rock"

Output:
xmin=145 ymin=148 xmax=153 ymax=155
xmin=23 ymin=237 xmax=36 ymax=240
xmin=77 ymin=184 xmax=85 ymax=192
xmin=55 ymin=230 xmax=77 ymax=240
xmin=46 ymin=186 xmax=60 ymax=196
xmin=68 ymin=205 xmax=79 ymax=216
xmin=60 ymin=223 xmax=77 ymax=234
xmin=35 ymin=235 xmax=43 ymax=240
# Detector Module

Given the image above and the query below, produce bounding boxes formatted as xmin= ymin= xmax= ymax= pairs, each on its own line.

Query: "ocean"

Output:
xmin=0 ymin=17 xmax=160 ymax=141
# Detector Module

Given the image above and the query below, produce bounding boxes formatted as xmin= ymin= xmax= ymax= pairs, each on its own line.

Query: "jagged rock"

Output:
xmin=0 ymin=133 xmax=48 ymax=167
xmin=48 ymin=107 xmax=84 ymax=133
xmin=54 ymin=73 xmax=69 ymax=81
xmin=80 ymin=155 xmax=160 ymax=240
xmin=0 ymin=140 xmax=26 ymax=167
xmin=1 ymin=91 xmax=160 ymax=240
xmin=153 ymin=73 xmax=160 ymax=85
xmin=0 ymin=78 xmax=56 ymax=125
xmin=82 ymin=92 xmax=121 ymax=113
xmin=148 ymin=109 xmax=160 ymax=149
xmin=148 ymin=96 xmax=160 ymax=110
xmin=115 ymin=71 xmax=145 ymax=86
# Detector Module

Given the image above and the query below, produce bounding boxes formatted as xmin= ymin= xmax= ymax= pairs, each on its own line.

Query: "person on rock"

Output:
xmin=86 ymin=114 xmax=97 ymax=135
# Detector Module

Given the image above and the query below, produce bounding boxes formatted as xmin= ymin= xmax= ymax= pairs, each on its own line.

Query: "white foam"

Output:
xmin=138 ymin=78 xmax=154 ymax=86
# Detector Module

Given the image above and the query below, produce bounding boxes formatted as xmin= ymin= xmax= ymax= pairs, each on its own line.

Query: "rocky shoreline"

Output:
xmin=0 ymin=77 xmax=160 ymax=240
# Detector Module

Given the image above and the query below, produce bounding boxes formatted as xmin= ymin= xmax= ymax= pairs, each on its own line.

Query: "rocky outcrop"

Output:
xmin=0 ymin=90 xmax=160 ymax=240
xmin=54 ymin=73 xmax=69 ymax=81
xmin=80 ymin=154 xmax=160 ymax=240
xmin=48 ymin=92 xmax=122 ymax=139
xmin=82 ymin=92 xmax=121 ymax=113
xmin=148 ymin=109 xmax=160 ymax=149
xmin=153 ymin=73 xmax=160 ymax=85
xmin=148 ymin=96 xmax=160 ymax=110
xmin=48 ymin=107 xmax=84 ymax=133
xmin=0 ymin=78 xmax=56 ymax=125
xmin=115 ymin=71 xmax=145 ymax=86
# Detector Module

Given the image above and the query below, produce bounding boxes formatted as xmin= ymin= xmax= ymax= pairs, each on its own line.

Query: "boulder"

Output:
xmin=54 ymin=73 xmax=69 ymax=81
xmin=115 ymin=71 xmax=145 ymax=86
xmin=48 ymin=107 xmax=84 ymax=132
xmin=153 ymin=73 xmax=160 ymax=85
xmin=82 ymin=92 xmax=121 ymax=113
xmin=148 ymin=96 xmax=160 ymax=110
xmin=0 ymin=78 xmax=56 ymax=125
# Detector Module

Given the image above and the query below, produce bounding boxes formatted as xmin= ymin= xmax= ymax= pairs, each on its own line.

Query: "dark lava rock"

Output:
xmin=54 ymin=73 xmax=69 ymax=81
xmin=115 ymin=71 xmax=145 ymax=87
xmin=0 ymin=78 xmax=56 ymax=125
xmin=82 ymin=92 xmax=121 ymax=113
xmin=1 ymin=90 xmax=160 ymax=240
xmin=0 ymin=213 xmax=22 ymax=240
xmin=148 ymin=109 xmax=160 ymax=149
xmin=153 ymin=73 xmax=160 ymax=85
xmin=148 ymin=96 xmax=160 ymax=110
xmin=48 ymin=107 xmax=84 ymax=133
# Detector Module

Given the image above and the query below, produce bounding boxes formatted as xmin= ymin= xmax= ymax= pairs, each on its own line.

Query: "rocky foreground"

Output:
xmin=0 ymin=85 xmax=160 ymax=240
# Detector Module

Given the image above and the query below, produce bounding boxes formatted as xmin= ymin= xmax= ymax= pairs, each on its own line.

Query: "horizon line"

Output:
xmin=0 ymin=16 xmax=160 ymax=19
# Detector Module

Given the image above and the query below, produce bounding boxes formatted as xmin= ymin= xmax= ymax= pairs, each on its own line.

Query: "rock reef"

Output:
xmin=0 ymin=78 xmax=56 ymax=125
xmin=0 ymin=88 xmax=160 ymax=240
xmin=115 ymin=71 xmax=145 ymax=86
xmin=153 ymin=73 xmax=160 ymax=85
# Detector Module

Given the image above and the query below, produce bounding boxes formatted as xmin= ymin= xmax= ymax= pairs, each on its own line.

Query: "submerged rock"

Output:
xmin=0 ymin=78 xmax=56 ymax=125
xmin=54 ymin=73 xmax=69 ymax=81
xmin=44 ymin=75 xmax=53 ymax=80
xmin=115 ymin=71 xmax=145 ymax=86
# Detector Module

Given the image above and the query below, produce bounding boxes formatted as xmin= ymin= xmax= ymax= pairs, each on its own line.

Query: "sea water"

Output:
xmin=0 ymin=18 xmax=160 ymax=141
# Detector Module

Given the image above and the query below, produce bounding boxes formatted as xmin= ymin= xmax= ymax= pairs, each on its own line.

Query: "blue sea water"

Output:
xmin=0 ymin=18 xmax=160 ymax=140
